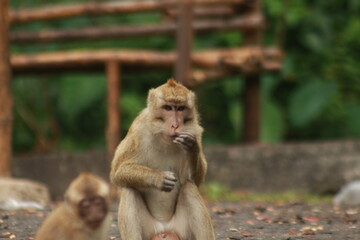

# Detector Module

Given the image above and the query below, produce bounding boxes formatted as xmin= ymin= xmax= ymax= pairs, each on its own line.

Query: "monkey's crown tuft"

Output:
xmin=167 ymin=78 xmax=178 ymax=87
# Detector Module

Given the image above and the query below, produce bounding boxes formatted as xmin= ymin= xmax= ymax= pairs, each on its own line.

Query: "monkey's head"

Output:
xmin=65 ymin=172 xmax=110 ymax=229
xmin=147 ymin=79 xmax=199 ymax=142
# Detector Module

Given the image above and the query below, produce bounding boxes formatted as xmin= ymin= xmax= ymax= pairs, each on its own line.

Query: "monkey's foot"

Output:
xmin=151 ymin=231 xmax=180 ymax=240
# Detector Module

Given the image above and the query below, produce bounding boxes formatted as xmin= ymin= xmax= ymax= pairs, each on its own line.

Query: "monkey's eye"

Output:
xmin=80 ymin=199 xmax=91 ymax=208
xmin=92 ymin=197 xmax=103 ymax=205
xmin=155 ymin=117 xmax=164 ymax=122
xmin=177 ymin=106 xmax=186 ymax=111
xmin=163 ymin=105 xmax=172 ymax=111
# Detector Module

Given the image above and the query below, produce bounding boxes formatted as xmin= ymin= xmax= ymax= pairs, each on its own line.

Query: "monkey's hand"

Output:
xmin=159 ymin=171 xmax=177 ymax=192
xmin=173 ymin=132 xmax=199 ymax=153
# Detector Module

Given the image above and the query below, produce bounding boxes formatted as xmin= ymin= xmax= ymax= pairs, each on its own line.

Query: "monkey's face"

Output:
xmin=147 ymin=79 xmax=197 ymax=143
xmin=157 ymin=103 xmax=193 ymax=141
xmin=78 ymin=196 xmax=108 ymax=229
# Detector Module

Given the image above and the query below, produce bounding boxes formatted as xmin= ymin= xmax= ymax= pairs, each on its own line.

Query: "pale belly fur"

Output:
xmin=142 ymin=184 xmax=180 ymax=222
xmin=141 ymin=144 xmax=190 ymax=222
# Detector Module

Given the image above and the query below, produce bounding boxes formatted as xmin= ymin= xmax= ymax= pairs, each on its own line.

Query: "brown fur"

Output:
xmin=35 ymin=173 xmax=111 ymax=240
xmin=110 ymin=79 xmax=215 ymax=240
xmin=151 ymin=231 xmax=180 ymax=240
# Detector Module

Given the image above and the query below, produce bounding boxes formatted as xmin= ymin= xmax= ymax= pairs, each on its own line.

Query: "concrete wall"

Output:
xmin=13 ymin=151 xmax=108 ymax=200
xmin=12 ymin=141 xmax=360 ymax=199
xmin=205 ymin=141 xmax=360 ymax=194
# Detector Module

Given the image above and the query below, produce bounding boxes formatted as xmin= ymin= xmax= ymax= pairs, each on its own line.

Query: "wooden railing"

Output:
xmin=0 ymin=0 xmax=282 ymax=176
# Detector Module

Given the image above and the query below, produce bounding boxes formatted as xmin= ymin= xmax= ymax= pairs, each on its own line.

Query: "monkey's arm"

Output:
xmin=110 ymin=118 xmax=177 ymax=192
xmin=111 ymin=161 xmax=177 ymax=192
xmin=174 ymin=132 xmax=207 ymax=186
xmin=195 ymin=146 xmax=207 ymax=185
xmin=192 ymin=143 xmax=207 ymax=186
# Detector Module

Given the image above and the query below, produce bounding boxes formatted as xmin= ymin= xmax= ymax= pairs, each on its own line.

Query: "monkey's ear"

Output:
xmin=147 ymin=89 xmax=155 ymax=107
xmin=147 ymin=88 xmax=163 ymax=109
xmin=187 ymin=91 xmax=196 ymax=108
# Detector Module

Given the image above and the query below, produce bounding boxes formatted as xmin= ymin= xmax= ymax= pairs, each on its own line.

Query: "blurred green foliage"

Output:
xmin=10 ymin=0 xmax=360 ymax=153
xmin=202 ymin=182 xmax=331 ymax=203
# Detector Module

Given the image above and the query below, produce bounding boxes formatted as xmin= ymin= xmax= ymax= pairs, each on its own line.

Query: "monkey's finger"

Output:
xmin=162 ymin=182 xmax=176 ymax=191
xmin=174 ymin=136 xmax=192 ymax=145
xmin=163 ymin=182 xmax=176 ymax=188
xmin=174 ymin=140 xmax=190 ymax=151
xmin=161 ymin=186 xmax=173 ymax=192
xmin=173 ymin=138 xmax=185 ymax=147
xmin=174 ymin=137 xmax=193 ymax=149
xmin=178 ymin=132 xmax=196 ymax=141
xmin=173 ymin=137 xmax=185 ymax=145
xmin=164 ymin=177 xmax=177 ymax=183
xmin=178 ymin=134 xmax=197 ymax=145
xmin=178 ymin=132 xmax=195 ymax=137
xmin=163 ymin=171 xmax=177 ymax=180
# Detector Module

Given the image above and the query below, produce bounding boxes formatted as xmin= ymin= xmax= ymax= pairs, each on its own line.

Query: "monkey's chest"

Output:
xmin=146 ymin=147 xmax=191 ymax=180
xmin=143 ymin=150 xmax=189 ymax=222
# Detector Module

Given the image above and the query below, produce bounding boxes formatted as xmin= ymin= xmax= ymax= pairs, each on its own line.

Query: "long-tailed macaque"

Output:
xmin=35 ymin=172 xmax=111 ymax=240
xmin=110 ymin=79 xmax=215 ymax=240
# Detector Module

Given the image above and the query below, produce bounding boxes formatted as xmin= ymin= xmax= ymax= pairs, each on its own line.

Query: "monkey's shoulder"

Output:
xmin=36 ymin=205 xmax=77 ymax=239
xmin=37 ymin=204 xmax=108 ymax=240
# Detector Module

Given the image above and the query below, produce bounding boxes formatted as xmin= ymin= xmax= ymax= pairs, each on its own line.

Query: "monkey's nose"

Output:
xmin=171 ymin=123 xmax=179 ymax=129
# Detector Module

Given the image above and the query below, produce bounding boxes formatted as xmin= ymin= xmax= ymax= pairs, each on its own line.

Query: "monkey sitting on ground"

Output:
xmin=35 ymin=172 xmax=111 ymax=240
xmin=110 ymin=79 xmax=215 ymax=240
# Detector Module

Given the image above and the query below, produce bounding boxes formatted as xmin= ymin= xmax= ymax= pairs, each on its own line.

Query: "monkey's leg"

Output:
xmin=175 ymin=181 xmax=215 ymax=240
xmin=118 ymin=188 xmax=155 ymax=240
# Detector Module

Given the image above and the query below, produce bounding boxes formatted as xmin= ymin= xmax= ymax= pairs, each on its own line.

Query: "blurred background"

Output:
xmin=2 ymin=0 xmax=360 ymax=204
xmin=9 ymin=0 xmax=360 ymax=154
xmin=2 ymin=0 xmax=360 ymax=201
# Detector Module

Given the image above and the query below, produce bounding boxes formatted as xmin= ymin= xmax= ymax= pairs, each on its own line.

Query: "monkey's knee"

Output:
xmin=151 ymin=232 xmax=180 ymax=240
xmin=177 ymin=181 xmax=215 ymax=239
xmin=179 ymin=181 xmax=203 ymax=202
xmin=118 ymin=189 xmax=142 ymax=228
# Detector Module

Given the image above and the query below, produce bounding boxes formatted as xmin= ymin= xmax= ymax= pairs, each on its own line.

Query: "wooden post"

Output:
xmin=0 ymin=0 xmax=12 ymax=176
xmin=243 ymin=75 xmax=260 ymax=142
xmin=242 ymin=0 xmax=262 ymax=143
xmin=175 ymin=0 xmax=193 ymax=85
xmin=106 ymin=61 xmax=120 ymax=165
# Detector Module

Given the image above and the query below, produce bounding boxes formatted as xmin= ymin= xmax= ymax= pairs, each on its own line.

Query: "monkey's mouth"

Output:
xmin=86 ymin=219 xmax=103 ymax=229
xmin=166 ymin=134 xmax=179 ymax=141
xmin=162 ymin=134 xmax=178 ymax=144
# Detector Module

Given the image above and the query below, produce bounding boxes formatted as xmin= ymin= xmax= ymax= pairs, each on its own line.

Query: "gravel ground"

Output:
xmin=0 ymin=201 xmax=359 ymax=240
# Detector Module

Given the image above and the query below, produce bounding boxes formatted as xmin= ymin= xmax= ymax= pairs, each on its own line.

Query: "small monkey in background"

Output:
xmin=35 ymin=172 xmax=111 ymax=240
xmin=110 ymin=79 xmax=215 ymax=240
